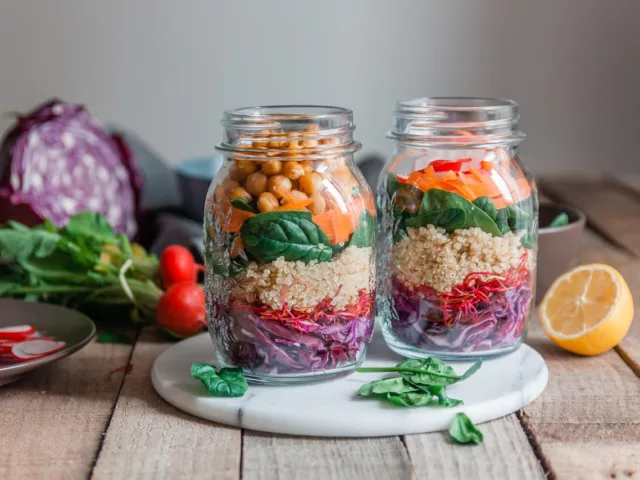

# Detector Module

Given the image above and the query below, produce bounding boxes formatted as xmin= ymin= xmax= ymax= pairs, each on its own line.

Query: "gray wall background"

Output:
xmin=0 ymin=0 xmax=638 ymax=173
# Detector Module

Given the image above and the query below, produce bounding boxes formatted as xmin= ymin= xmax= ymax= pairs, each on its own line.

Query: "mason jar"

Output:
xmin=205 ymin=106 xmax=376 ymax=383
xmin=377 ymin=98 xmax=538 ymax=359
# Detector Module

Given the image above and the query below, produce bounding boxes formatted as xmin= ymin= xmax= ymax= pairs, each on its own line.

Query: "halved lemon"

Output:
xmin=539 ymin=264 xmax=634 ymax=356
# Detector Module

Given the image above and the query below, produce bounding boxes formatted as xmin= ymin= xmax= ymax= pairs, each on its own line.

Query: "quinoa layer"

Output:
xmin=231 ymin=246 xmax=373 ymax=310
xmin=394 ymin=225 xmax=528 ymax=292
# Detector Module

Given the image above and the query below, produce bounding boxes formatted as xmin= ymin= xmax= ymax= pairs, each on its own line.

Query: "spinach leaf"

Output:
xmin=548 ymin=212 xmax=569 ymax=228
xmin=449 ymin=412 xmax=483 ymax=445
xmin=385 ymin=391 xmax=442 ymax=407
xmin=0 ymin=228 xmax=61 ymax=261
xmin=231 ymin=198 xmax=257 ymax=213
xmin=495 ymin=208 xmax=511 ymax=234
xmin=418 ymin=189 xmax=501 ymax=236
xmin=240 ymin=211 xmax=332 ymax=264
xmin=472 ymin=196 xmax=497 ymax=221
xmin=191 ymin=363 xmax=248 ymax=397
xmin=357 ymin=377 xmax=419 ymax=396
xmin=386 ymin=173 xmax=403 ymax=198
xmin=348 ymin=212 xmax=375 ymax=248
xmin=404 ymin=208 xmax=466 ymax=232
xmin=64 ymin=211 xmax=117 ymax=244
xmin=210 ymin=247 xmax=249 ymax=278
xmin=396 ymin=358 xmax=482 ymax=388
xmin=507 ymin=204 xmax=532 ymax=231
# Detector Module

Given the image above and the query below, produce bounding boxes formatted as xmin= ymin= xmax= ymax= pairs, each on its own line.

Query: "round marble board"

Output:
xmin=152 ymin=331 xmax=548 ymax=437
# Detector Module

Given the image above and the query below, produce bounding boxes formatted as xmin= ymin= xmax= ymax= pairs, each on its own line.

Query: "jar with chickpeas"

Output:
xmin=205 ymin=106 xmax=376 ymax=383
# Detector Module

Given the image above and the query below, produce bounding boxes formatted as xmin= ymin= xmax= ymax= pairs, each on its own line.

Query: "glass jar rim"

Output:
xmin=216 ymin=104 xmax=362 ymax=159
xmin=388 ymin=97 xmax=525 ymax=147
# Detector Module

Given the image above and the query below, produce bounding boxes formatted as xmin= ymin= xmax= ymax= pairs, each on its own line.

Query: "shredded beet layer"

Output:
xmin=389 ymin=256 xmax=533 ymax=353
xmin=212 ymin=289 xmax=375 ymax=375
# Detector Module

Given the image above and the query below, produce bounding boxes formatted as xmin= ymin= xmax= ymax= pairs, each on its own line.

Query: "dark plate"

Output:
xmin=0 ymin=299 xmax=96 ymax=386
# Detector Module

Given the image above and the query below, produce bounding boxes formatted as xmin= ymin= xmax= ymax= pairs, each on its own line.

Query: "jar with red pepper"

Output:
xmin=377 ymin=97 xmax=538 ymax=359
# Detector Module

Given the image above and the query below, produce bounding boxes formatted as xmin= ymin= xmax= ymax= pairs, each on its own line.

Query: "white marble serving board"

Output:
xmin=152 ymin=331 xmax=548 ymax=437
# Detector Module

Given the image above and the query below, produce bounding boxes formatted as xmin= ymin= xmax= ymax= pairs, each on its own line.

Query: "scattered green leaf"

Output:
xmin=191 ymin=363 xmax=248 ymax=397
xmin=449 ymin=412 xmax=483 ymax=445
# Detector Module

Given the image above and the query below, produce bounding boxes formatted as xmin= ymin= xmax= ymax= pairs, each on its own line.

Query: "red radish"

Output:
xmin=0 ymin=325 xmax=36 ymax=340
xmin=11 ymin=339 xmax=66 ymax=360
xmin=155 ymin=281 xmax=206 ymax=338
xmin=159 ymin=245 xmax=205 ymax=288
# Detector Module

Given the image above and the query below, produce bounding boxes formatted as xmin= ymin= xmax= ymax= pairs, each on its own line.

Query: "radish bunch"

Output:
xmin=0 ymin=325 xmax=65 ymax=363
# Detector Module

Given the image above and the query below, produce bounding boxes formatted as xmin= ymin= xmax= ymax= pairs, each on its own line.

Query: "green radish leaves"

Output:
xmin=0 ymin=225 xmax=61 ymax=261
xmin=191 ymin=363 xmax=248 ymax=397
xmin=240 ymin=211 xmax=332 ymax=264
xmin=449 ymin=412 xmax=484 ymax=444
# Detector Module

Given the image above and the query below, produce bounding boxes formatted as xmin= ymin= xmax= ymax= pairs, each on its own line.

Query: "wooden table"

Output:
xmin=1 ymin=175 xmax=640 ymax=480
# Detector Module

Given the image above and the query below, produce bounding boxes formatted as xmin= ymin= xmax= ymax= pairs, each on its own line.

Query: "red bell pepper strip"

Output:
xmin=429 ymin=158 xmax=472 ymax=172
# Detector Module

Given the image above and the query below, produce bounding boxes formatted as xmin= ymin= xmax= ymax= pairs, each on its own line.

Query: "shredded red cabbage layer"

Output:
xmin=213 ymin=290 xmax=374 ymax=374
xmin=390 ymin=256 xmax=532 ymax=353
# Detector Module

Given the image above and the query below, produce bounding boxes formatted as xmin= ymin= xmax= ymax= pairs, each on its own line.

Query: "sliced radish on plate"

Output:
xmin=11 ymin=339 xmax=66 ymax=360
xmin=0 ymin=325 xmax=36 ymax=340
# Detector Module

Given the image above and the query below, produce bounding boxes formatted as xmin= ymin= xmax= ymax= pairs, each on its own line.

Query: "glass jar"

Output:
xmin=205 ymin=106 xmax=376 ymax=384
xmin=377 ymin=97 xmax=538 ymax=360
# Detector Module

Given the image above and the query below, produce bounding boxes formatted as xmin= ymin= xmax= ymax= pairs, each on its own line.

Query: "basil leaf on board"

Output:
xmin=548 ymin=212 xmax=569 ymax=228
xmin=240 ymin=211 xmax=332 ymax=264
xmin=191 ymin=363 xmax=248 ymax=397
xmin=385 ymin=391 xmax=442 ymax=407
xmin=449 ymin=412 xmax=484 ymax=445
xmin=495 ymin=208 xmax=511 ymax=234
xmin=397 ymin=357 xmax=482 ymax=388
xmin=472 ymin=196 xmax=497 ymax=221
xmin=0 ymin=228 xmax=61 ymax=261
xmin=230 ymin=198 xmax=257 ymax=213
xmin=357 ymin=377 xmax=420 ymax=396
xmin=348 ymin=211 xmax=375 ymax=248
xmin=404 ymin=208 xmax=466 ymax=233
xmin=418 ymin=189 xmax=501 ymax=236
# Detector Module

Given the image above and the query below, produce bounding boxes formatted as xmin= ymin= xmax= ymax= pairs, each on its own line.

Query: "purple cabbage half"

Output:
xmin=389 ymin=278 xmax=533 ymax=353
xmin=213 ymin=307 xmax=375 ymax=375
xmin=0 ymin=99 xmax=142 ymax=237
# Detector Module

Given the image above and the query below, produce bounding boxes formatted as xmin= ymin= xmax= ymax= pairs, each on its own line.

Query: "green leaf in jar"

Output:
xmin=240 ymin=211 xmax=332 ymax=264
xmin=507 ymin=204 xmax=532 ymax=231
xmin=191 ymin=363 xmax=248 ymax=397
xmin=418 ymin=189 xmax=501 ymax=236
xmin=449 ymin=412 xmax=484 ymax=445
xmin=348 ymin=211 xmax=376 ymax=248
xmin=495 ymin=208 xmax=511 ymax=234
xmin=230 ymin=197 xmax=257 ymax=213
xmin=404 ymin=208 xmax=466 ymax=233
xmin=472 ymin=196 xmax=497 ymax=221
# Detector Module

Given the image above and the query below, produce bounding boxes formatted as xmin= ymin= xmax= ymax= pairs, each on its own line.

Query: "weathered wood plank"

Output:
xmin=91 ymin=328 xmax=241 ymax=480
xmin=0 ymin=341 xmax=132 ymax=480
xmin=404 ymin=415 xmax=546 ymax=480
xmin=523 ymin=319 xmax=640 ymax=479
xmin=242 ymin=431 xmax=414 ymax=480
xmin=540 ymin=176 xmax=640 ymax=374
xmin=540 ymin=175 xmax=640 ymax=257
